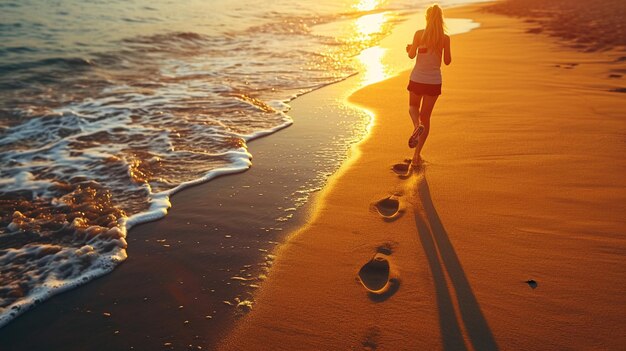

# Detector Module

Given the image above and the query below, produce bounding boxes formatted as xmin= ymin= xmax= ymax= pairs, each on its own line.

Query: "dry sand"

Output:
xmin=486 ymin=0 xmax=626 ymax=53
xmin=219 ymin=3 xmax=626 ymax=350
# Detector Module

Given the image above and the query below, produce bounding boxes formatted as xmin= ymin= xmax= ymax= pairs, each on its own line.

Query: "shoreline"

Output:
xmin=0 ymin=5 xmax=393 ymax=348
xmin=0 ymin=4 xmax=485 ymax=348
xmin=0 ymin=69 xmax=371 ymax=349
xmin=219 ymin=2 xmax=626 ymax=350
xmin=1 ymin=0 xmax=624 ymax=349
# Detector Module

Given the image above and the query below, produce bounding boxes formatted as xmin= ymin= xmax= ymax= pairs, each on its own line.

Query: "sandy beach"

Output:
xmin=220 ymin=2 xmax=626 ymax=350
xmin=1 ymin=0 xmax=625 ymax=350
xmin=0 ymin=62 xmax=372 ymax=350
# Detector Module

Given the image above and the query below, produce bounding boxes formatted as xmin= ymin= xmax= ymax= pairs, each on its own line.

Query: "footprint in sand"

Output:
xmin=555 ymin=62 xmax=579 ymax=69
xmin=373 ymin=195 xmax=403 ymax=221
xmin=392 ymin=158 xmax=425 ymax=177
xmin=391 ymin=159 xmax=411 ymax=175
xmin=357 ymin=249 xmax=400 ymax=301
xmin=525 ymin=279 xmax=538 ymax=289
xmin=361 ymin=326 xmax=380 ymax=350
xmin=376 ymin=242 xmax=396 ymax=256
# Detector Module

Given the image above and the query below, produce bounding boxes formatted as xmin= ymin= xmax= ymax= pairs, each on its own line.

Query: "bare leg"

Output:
xmin=412 ymin=94 xmax=439 ymax=165
xmin=409 ymin=92 xmax=423 ymax=128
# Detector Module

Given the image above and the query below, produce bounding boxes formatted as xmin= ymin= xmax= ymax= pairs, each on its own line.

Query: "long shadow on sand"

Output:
xmin=413 ymin=172 xmax=498 ymax=351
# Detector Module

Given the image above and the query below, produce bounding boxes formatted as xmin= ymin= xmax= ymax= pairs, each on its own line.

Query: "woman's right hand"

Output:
xmin=406 ymin=44 xmax=411 ymax=53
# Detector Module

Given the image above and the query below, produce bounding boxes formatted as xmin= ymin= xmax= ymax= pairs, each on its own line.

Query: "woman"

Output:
xmin=405 ymin=4 xmax=451 ymax=167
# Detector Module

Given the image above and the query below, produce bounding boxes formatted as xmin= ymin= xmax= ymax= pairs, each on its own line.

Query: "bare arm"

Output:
xmin=443 ymin=35 xmax=451 ymax=65
xmin=406 ymin=30 xmax=422 ymax=59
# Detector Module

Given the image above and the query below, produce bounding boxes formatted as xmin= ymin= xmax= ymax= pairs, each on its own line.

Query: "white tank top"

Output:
xmin=410 ymin=47 xmax=442 ymax=84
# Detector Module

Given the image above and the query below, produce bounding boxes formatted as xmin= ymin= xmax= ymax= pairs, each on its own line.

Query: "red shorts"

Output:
xmin=407 ymin=80 xmax=442 ymax=96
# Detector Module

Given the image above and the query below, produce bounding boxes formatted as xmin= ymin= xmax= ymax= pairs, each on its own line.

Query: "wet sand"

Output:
xmin=2 ymin=1 xmax=624 ymax=350
xmin=220 ymin=3 xmax=626 ymax=350
xmin=0 ymin=57 xmax=371 ymax=350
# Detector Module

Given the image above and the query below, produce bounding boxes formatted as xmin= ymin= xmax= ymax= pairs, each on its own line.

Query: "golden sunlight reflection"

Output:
xmin=354 ymin=12 xmax=387 ymax=40
xmin=356 ymin=46 xmax=389 ymax=85
xmin=354 ymin=0 xmax=383 ymax=12
xmin=446 ymin=18 xmax=481 ymax=36
xmin=352 ymin=9 xmax=392 ymax=86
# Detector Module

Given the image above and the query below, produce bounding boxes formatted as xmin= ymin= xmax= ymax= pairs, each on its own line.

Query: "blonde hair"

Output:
xmin=421 ymin=4 xmax=446 ymax=50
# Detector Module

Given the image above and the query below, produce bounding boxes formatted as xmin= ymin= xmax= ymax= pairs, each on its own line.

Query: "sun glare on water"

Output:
xmin=357 ymin=46 xmax=389 ymax=85
xmin=354 ymin=0 xmax=385 ymax=12
xmin=352 ymin=2 xmax=392 ymax=85
xmin=354 ymin=12 xmax=388 ymax=40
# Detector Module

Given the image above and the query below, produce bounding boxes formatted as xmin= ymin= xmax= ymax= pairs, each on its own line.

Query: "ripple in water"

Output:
xmin=0 ymin=0 xmax=408 ymax=327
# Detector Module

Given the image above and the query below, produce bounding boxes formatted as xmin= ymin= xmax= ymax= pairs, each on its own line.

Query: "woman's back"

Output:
xmin=410 ymin=38 xmax=443 ymax=85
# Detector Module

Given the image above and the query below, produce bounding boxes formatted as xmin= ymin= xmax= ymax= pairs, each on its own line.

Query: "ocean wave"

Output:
xmin=0 ymin=0 xmax=409 ymax=328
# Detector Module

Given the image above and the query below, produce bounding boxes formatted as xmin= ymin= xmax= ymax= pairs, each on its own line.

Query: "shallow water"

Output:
xmin=0 ymin=0 xmax=481 ymax=328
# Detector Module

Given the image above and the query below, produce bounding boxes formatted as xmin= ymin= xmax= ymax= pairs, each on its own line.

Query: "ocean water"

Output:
xmin=0 ymin=0 xmax=480 ymax=327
